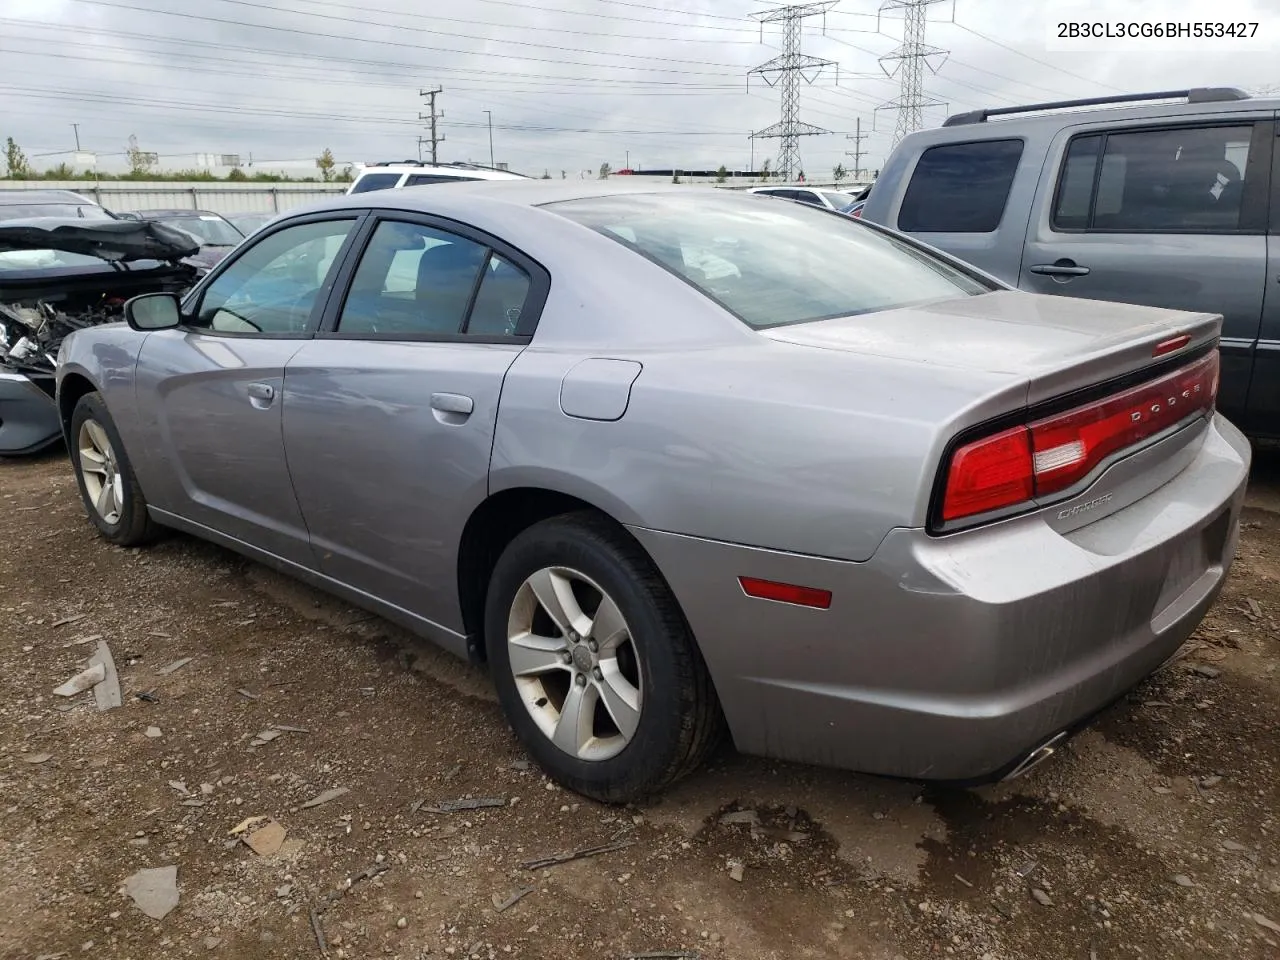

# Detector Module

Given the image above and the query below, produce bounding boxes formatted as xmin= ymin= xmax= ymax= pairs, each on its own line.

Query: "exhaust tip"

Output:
xmin=1002 ymin=731 xmax=1069 ymax=781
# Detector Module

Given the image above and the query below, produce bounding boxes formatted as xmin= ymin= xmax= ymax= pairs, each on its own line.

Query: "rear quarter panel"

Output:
xmin=491 ymin=338 xmax=1026 ymax=562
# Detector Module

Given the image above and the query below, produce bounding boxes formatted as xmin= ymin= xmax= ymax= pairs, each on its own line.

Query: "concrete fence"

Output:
xmin=0 ymin=180 xmax=348 ymax=216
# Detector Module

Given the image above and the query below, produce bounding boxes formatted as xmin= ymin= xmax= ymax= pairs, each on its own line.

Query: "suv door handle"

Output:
xmin=1030 ymin=261 xmax=1091 ymax=277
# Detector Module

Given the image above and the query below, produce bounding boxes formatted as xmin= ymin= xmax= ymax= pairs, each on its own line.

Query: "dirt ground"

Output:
xmin=2 ymin=448 xmax=1279 ymax=960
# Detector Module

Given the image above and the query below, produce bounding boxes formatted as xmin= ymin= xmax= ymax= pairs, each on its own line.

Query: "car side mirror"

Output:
xmin=125 ymin=292 xmax=183 ymax=331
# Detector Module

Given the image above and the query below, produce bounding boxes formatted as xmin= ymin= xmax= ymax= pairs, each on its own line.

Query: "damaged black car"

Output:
xmin=0 ymin=218 xmax=198 ymax=455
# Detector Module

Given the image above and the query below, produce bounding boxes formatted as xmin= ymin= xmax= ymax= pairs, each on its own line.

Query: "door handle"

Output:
xmin=430 ymin=392 xmax=473 ymax=415
xmin=246 ymin=382 xmax=275 ymax=410
xmin=1029 ymin=261 xmax=1091 ymax=278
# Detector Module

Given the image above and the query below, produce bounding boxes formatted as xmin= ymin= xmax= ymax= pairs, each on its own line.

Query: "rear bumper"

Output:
xmin=0 ymin=370 xmax=62 ymax=455
xmin=630 ymin=413 xmax=1250 ymax=780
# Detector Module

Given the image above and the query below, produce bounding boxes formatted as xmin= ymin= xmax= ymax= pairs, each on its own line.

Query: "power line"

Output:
xmin=1 ymin=84 xmax=755 ymax=137
xmin=269 ymin=0 xmax=764 ymax=43
xmin=950 ymin=21 xmax=1127 ymax=94
xmin=749 ymin=2 xmax=839 ymax=181
xmin=188 ymin=0 xmax=754 ymax=68
xmin=1 ymin=18 xmax=764 ymax=90
xmin=58 ymin=0 xmax=750 ymax=77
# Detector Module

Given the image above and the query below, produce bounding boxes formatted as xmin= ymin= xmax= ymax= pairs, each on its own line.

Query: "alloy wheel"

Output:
xmin=77 ymin=419 xmax=123 ymax=525
xmin=506 ymin=566 xmax=644 ymax=762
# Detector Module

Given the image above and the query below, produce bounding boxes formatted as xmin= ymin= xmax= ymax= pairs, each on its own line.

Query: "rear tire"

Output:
xmin=485 ymin=512 xmax=723 ymax=803
xmin=69 ymin=392 xmax=158 ymax=547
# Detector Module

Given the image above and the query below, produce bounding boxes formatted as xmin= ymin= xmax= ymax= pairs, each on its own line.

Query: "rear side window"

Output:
xmin=349 ymin=173 xmax=402 ymax=194
xmin=336 ymin=220 xmax=532 ymax=338
xmin=898 ymin=139 xmax=1024 ymax=233
xmin=338 ymin=221 xmax=487 ymax=336
xmin=1052 ymin=124 xmax=1257 ymax=233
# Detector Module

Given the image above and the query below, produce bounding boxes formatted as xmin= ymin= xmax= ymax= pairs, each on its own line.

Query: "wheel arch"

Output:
xmin=57 ymin=371 xmax=100 ymax=445
xmin=457 ymin=485 xmax=677 ymax=662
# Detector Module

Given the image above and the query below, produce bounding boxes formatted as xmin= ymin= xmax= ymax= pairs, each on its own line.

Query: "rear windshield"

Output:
xmin=157 ymin=215 xmax=243 ymax=246
xmin=549 ymin=192 xmax=991 ymax=328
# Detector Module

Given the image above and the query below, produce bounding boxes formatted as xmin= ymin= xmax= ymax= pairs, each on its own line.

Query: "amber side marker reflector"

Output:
xmin=738 ymin=576 xmax=832 ymax=609
xmin=1152 ymin=334 xmax=1191 ymax=357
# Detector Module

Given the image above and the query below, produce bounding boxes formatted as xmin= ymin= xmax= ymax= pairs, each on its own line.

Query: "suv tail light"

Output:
xmin=940 ymin=350 xmax=1218 ymax=525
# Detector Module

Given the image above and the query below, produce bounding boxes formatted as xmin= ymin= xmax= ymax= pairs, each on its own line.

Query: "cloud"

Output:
xmin=1 ymin=0 xmax=1275 ymax=178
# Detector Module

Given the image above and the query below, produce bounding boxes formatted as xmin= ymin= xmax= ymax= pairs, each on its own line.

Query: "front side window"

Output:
xmin=1052 ymin=124 xmax=1255 ymax=233
xmin=550 ymin=193 xmax=991 ymax=329
xmin=898 ymin=139 xmax=1024 ymax=233
xmin=338 ymin=220 xmax=490 ymax=336
xmin=194 ymin=219 xmax=354 ymax=334
xmin=349 ymin=173 xmax=403 ymax=194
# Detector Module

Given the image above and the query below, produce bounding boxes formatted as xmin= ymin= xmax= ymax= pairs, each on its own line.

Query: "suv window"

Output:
xmin=898 ymin=139 xmax=1024 ymax=233
xmin=349 ymin=173 xmax=403 ymax=194
xmin=1052 ymin=124 xmax=1255 ymax=233
xmin=403 ymin=174 xmax=469 ymax=186
xmin=338 ymin=220 xmax=527 ymax=337
xmin=194 ymin=219 xmax=354 ymax=334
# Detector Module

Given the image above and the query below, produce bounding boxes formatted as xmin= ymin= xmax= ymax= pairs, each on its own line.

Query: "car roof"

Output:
xmin=0 ymin=189 xmax=100 ymax=206
xmin=314 ymin=179 xmax=753 ymax=214
xmin=130 ymin=209 xmax=225 ymax=217
xmin=354 ymin=162 xmax=526 ymax=181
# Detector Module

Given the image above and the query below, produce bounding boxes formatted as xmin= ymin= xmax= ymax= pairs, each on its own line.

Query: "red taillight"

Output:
xmin=1029 ymin=351 xmax=1218 ymax=495
xmin=939 ymin=351 xmax=1219 ymax=525
xmin=942 ymin=426 xmax=1034 ymax=521
xmin=851 ymin=207 xmax=863 ymax=218
xmin=738 ymin=576 xmax=832 ymax=609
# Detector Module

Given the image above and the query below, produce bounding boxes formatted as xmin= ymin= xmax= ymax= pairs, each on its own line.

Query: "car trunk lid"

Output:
xmin=760 ymin=290 xmax=1224 ymax=532
xmin=759 ymin=290 xmax=1221 ymax=406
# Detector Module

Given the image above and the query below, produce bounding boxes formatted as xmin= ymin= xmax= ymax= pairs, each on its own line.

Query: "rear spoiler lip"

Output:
xmin=1025 ymin=311 xmax=1221 ymax=408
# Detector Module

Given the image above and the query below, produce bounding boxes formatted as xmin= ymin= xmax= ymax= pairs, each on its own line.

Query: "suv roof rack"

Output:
xmin=943 ymin=87 xmax=1251 ymax=127
xmin=364 ymin=160 xmax=517 ymax=173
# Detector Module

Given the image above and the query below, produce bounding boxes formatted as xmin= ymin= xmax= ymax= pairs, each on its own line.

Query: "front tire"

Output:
xmin=69 ymin=392 xmax=158 ymax=546
xmin=485 ymin=512 xmax=723 ymax=803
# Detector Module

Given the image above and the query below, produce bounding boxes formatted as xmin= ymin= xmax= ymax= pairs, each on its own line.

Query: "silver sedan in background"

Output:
xmin=54 ymin=183 xmax=1249 ymax=801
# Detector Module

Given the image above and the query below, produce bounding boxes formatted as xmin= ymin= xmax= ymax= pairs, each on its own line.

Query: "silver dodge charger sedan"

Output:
xmin=54 ymin=182 xmax=1249 ymax=802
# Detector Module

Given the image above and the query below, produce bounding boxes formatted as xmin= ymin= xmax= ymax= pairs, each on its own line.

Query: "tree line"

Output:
xmin=3 ymin=137 xmax=353 ymax=184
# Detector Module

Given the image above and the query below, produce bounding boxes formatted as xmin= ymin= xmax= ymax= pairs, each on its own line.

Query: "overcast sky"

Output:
xmin=1 ymin=0 xmax=1276 ymax=178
